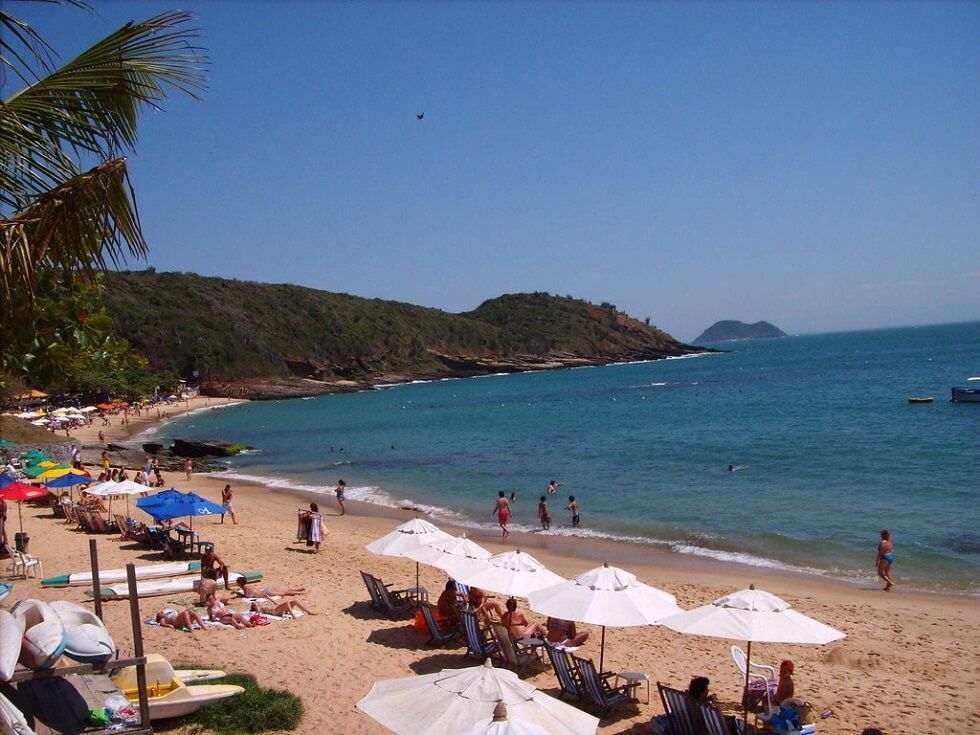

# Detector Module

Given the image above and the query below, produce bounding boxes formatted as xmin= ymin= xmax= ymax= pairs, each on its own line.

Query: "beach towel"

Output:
xmin=145 ymin=609 xmax=296 ymax=632
xmin=309 ymin=513 xmax=324 ymax=545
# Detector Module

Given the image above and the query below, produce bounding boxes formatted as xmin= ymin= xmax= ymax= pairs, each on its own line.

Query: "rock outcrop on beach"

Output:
xmin=694 ymin=320 xmax=787 ymax=343
xmin=102 ymin=271 xmax=712 ymax=399
xmin=170 ymin=438 xmax=254 ymax=458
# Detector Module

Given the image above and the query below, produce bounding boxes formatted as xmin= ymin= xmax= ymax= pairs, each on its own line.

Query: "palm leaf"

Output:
xmin=0 ymin=157 xmax=145 ymax=325
xmin=0 ymin=9 xmax=206 ymax=210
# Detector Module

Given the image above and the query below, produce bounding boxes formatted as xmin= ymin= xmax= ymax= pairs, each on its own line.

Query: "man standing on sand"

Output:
xmin=493 ymin=490 xmax=511 ymax=540
xmin=566 ymin=496 xmax=580 ymax=528
xmin=221 ymin=484 xmax=236 ymax=524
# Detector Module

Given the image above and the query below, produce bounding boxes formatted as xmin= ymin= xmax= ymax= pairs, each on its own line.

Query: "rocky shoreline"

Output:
xmin=200 ymin=346 xmax=716 ymax=400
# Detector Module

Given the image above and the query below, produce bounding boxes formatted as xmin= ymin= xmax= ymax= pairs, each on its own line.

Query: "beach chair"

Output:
xmin=454 ymin=580 xmax=470 ymax=605
xmin=491 ymin=622 xmax=541 ymax=676
xmin=573 ymin=655 xmax=638 ymax=714
xmin=460 ymin=610 xmax=498 ymax=659
xmin=372 ymin=575 xmax=413 ymax=618
xmin=545 ymin=645 xmax=582 ymax=700
xmin=75 ymin=510 xmax=96 ymax=533
xmin=360 ymin=571 xmax=384 ymax=610
xmin=697 ymin=702 xmax=743 ymax=735
xmin=4 ymin=545 xmax=43 ymax=580
xmin=420 ymin=603 xmax=459 ymax=646
xmin=731 ymin=645 xmax=776 ymax=712
xmin=658 ymin=683 xmax=705 ymax=735
xmin=90 ymin=512 xmax=112 ymax=534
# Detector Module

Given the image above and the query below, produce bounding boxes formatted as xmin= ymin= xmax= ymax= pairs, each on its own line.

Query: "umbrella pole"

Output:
xmin=18 ymin=502 xmax=24 ymax=536
xmin=415 ymin=561 xmax=420 ymax=594
xmin=744 ymin=639 xmax=752 ymax=726
xmin=599 ymin=625 xmax=606 ymax=673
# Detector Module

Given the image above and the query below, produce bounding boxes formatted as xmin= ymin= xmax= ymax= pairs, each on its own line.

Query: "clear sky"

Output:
xmin=11 ymin=1 xmax=979 ymax=341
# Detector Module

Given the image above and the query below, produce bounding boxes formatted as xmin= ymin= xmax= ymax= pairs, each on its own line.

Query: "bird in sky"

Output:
xmin=416 ymin=112 xmax=424 ymax=120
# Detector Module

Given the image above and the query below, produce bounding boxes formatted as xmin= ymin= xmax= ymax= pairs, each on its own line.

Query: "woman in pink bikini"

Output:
xmin=493 ymin=490 xmax=511 ymax=540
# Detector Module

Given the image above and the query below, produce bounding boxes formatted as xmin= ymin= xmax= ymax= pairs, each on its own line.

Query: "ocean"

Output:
xmin=152 ymin=321 xmax=980 ymax=593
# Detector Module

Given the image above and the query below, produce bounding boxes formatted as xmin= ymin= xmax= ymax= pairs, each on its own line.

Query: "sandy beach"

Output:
xmin=6 ymin=395 xmax=978 ymax=734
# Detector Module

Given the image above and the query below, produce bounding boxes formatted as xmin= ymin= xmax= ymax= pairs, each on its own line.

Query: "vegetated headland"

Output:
xmin=103 ymin=270 xmax=714 ymax=399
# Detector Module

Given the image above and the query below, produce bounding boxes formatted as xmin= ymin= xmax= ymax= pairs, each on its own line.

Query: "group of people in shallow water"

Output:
xmin=153 ymin=547 xmax=316 ymax=636
xmin=492 ymin=481 xmax=580 ymax=539
xmin=435 ymin=580 xmax=589 ymax=650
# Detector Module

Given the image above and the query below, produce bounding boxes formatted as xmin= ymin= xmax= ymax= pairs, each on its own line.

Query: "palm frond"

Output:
xmin=0 ymin=157 xmax=145 ymax=323
xmin=1 ymin=10 xmax=207 ymax=208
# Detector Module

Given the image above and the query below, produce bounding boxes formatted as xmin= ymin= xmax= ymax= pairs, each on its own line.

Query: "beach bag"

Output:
xmin=413 ymin=610 xmax=427 ymax=632
xmin=249 ymin=614 xmax=270 ymax=626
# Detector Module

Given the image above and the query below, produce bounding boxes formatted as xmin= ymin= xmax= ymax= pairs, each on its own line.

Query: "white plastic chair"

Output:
xmin=731 ymin=645 xmax=776 ymax=711
xmin=5 ymin=547 xmax=43 ymax=579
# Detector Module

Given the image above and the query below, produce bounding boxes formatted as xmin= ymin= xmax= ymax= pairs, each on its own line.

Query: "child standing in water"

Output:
xmin=538 ymin=496 xmax=551 ymax=530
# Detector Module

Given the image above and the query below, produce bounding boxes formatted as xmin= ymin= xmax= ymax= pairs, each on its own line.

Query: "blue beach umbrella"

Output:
xmin=44 ymin=473 xmax=94 ymax=489
xmin=0 ymin=475 xmax=13 ymax=489
xmin=136 ymin=488 xmax=184 ymax=513
xmin=140 ymin=490 xmax=224 ymax=530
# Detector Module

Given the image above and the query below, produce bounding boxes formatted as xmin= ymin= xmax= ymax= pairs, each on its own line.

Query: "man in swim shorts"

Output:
xmin=566 ymin=496 xmax=580 ymax=527
xmin=201 ymin=547 xmax=231 ymax=590
xmin=493 ymin=491 xmax=511 ymax=539
xmin=538 ymin=496 xmax=551 ymax=530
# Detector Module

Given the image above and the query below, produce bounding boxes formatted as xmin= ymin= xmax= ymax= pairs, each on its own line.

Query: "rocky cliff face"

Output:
xmin=694 ymin=320 xmax=787 ymax=343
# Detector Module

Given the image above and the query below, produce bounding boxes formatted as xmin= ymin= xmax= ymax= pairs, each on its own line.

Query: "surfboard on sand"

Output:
xmin=86 ymin=571 xmax=263 ymax=600
xmin=42 ymin=561 xmax=202 ymax=588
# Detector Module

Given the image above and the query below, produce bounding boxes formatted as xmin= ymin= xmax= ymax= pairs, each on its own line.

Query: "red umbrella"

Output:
xmin=0 ymin=483 xmax=50 ymax=535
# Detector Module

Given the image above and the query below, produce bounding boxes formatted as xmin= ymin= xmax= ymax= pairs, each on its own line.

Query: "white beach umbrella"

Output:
xmin=528 ymin=562 xmax=684 ymax=671
xmin=451 ymin=549 xmax=566 ymax=598
xmin=88 ymin=479 xmax=148 ymax=516
xmin=470 ymin=703 xmax=549 ymax=735
xmin=366 ymin=518 xmax=454 ymax=590
xmin=406 ymin=532 xmax=493 ymax=572
xmin=357 ymin=658 xmax=599 ymax=735
xmin=658 ymin=584 xmax=845 ymax=719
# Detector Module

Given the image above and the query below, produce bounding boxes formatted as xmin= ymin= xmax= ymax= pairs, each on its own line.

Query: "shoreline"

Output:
xmin=9 ymin=394 xmax=979 ymax=734
xmin=131 ymin=398 xmax=977 ymax=599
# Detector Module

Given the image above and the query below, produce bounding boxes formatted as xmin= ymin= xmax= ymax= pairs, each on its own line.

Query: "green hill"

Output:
xmin=101 ymin=271 xmax=701 ymax=392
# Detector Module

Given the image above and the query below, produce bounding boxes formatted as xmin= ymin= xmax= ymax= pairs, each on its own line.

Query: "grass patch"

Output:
xmin=166 ymin=672 xmax=303 ymax=735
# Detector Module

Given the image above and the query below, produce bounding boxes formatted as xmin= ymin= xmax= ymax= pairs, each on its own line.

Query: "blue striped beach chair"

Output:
xmin=460 ymin=610 xmax=497 ymax=659
xmin=545 ymin=645 xmax=582 ymax=700
xmin=572 ymin=655 xmax=638 ymax=715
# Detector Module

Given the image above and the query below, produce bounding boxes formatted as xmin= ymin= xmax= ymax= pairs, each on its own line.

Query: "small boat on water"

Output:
xmin=951 ymin=386 xmax=980 ymax=402
xmin=907 ymin=396 xmax=934 ymax=403
xmin=86 ymin=570 xmax=262 ymax=600
xmin=42 ymin=561 xmax=202 ymax=588
xmin=112 ymin=655 xmax=243 ymax=720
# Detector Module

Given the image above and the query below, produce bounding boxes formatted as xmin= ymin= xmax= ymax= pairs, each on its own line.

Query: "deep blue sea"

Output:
xmin=153 ymin=322 xmax=980 ymax=593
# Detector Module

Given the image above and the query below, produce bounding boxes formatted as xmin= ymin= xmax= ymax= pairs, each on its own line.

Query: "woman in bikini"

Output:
xmin=492 ymin=491 xmax=511 ymax=539
xmin=876 ymin=529 xmax=894 ymax=591
xmin=206 ymin=593 xmax=255 ymax=629
xmin=501 ymin=597 xmax=546 ymax=641
xmin=250 ymin=598 xmax=316 ymax=617
xmin=235 ymin=576 xmax=307 ymax=598
xmin=155 ymin=607 xmax=208 ymax=638
xmin=467 ymin=586 xmax=505 ymax=620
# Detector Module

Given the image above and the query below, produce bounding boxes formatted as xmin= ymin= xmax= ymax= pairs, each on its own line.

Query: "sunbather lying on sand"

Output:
xmin=155 ymin=607 xmax=208 ymax=638
xmin=206 ymin=593 xmax=254 ymax=629
xmin=235 ymin=576 xmax=307 ymax=598
xmin=249 ymin=598 xmax=316 ymax=617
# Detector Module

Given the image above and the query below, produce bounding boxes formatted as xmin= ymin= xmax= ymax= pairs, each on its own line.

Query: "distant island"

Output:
xmin=102 ymin=271 xmax=712 ymax=399
xmin=694 ymin=320 xmax=787 ymax=343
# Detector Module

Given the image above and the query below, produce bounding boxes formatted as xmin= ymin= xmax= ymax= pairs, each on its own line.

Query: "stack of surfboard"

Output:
xmin=40 ymin=561 xmax=263 ymax=600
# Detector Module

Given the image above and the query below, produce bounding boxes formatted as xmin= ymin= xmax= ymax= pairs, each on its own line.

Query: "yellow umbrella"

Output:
xmin=38 ymin=467 xmax=87 ymax=480
xmin=37 ymin=461 xmax=59 ymax=468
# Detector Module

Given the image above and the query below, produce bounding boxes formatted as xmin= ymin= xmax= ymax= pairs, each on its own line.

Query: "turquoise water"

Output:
xmin=155 ymin=322 xmax=980 ymax=593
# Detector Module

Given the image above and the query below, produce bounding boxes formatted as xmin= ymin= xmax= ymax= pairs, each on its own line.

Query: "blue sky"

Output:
xmin=11 ymin=1 xmax=979 ymax=340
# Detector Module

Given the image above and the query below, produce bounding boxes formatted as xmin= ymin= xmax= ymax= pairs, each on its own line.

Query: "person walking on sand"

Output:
xmin=493 ymin=491 xmax=511 ymax=539
xmin=220 ymin=484 xmax=236 ymax=524
xmin=335 ymin=479 xmax=347 ymax=516
xmin=184 ymin=458 xmax=192 ymax=482
xmin=566 ymin=496 xmax=580 ymax=528
xmin=876 ymin=529 xmax=895 ymax=591
xmin=538 ymin=495 xmax=551 ymax=530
